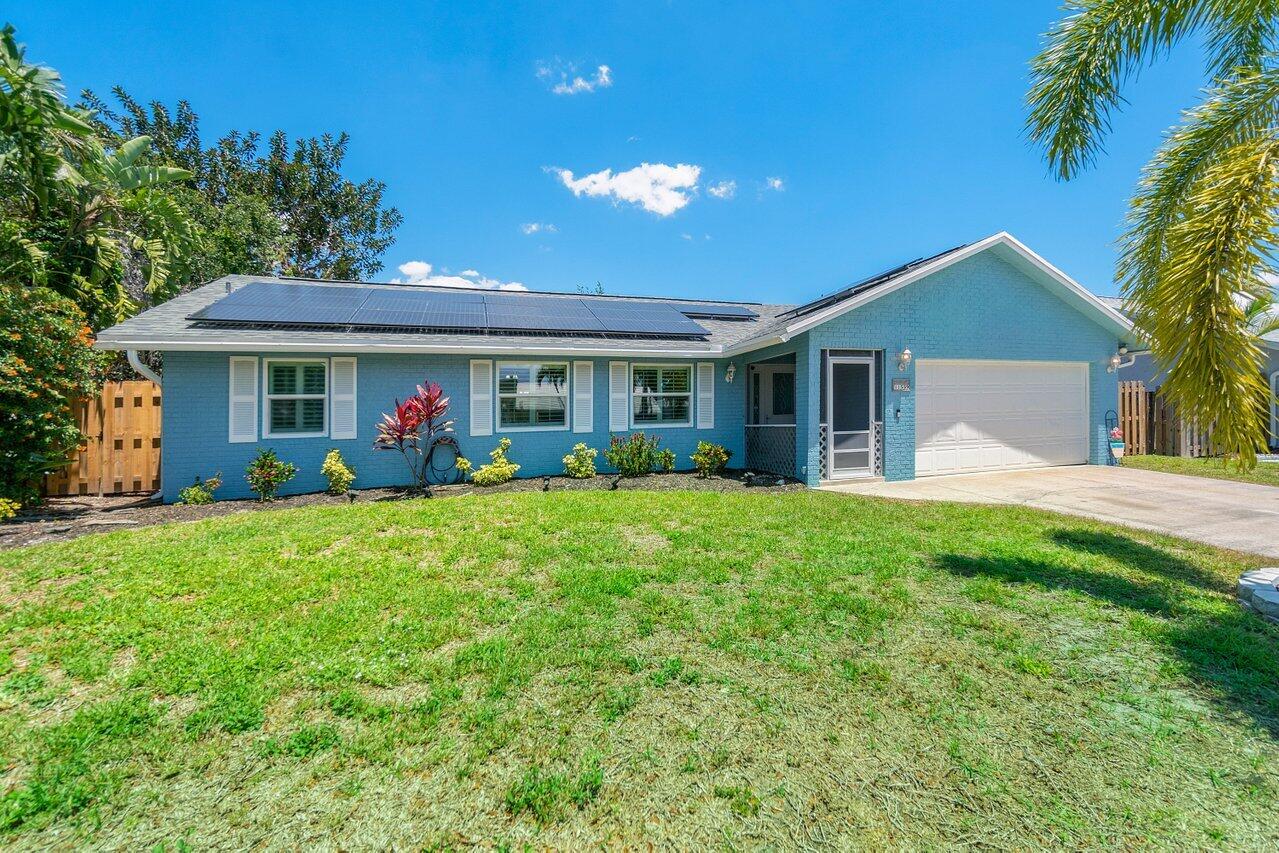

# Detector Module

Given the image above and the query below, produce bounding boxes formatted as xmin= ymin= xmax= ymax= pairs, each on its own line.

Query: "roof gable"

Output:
xmin=725 ymin=232 xmax=1132 ymax=355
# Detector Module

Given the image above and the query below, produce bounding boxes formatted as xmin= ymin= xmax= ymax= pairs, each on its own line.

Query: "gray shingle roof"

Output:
xmin=95 ymin=275 xmax=798 ymax=356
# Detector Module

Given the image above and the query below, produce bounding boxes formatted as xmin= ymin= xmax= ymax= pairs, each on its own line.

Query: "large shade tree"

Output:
xmin=81 ymin=87 xmax=403 ymax=287
xmin=1026 ymin=0 xmax=1279 ymax=466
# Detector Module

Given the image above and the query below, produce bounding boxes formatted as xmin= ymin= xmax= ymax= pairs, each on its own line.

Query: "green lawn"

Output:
xmin=1122 ymin=453 xmax=1279 ymax=487
xmin=0 ymin=491 xmax=1276 ymax=848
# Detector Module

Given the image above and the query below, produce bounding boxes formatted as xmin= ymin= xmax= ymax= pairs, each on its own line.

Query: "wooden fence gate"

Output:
xmin=1117 ymin=380 xmax=1211 ymax=457
xmin=42 ymin=380 xmax=162 ymax=497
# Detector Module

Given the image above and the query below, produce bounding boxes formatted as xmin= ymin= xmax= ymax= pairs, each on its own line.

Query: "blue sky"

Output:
xmin=11 ymin=1 xmax=1207 ymax=302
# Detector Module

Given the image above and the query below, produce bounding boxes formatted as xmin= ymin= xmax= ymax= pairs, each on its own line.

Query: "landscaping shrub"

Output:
xmin=656 ymin=448 xmax=677 ymax=472
xmin=373 ymin=380 xmax=454 ymax=495
xmin=471 ymin=438 xmax=520 ymax=486
xmin=0 ymin=285 xmax=106 ymax=506
xmin=691 ymin=441 xmax=731 ymax=477
xmin=245 ymin=449 xmax=297 ymax=501
xmin=562 ymin=443 xmax=598 ymax=478
xmin=321 ymin=449 xmax=356 ymax=494
xmin=604 ymin=432 xmax=661 ymax=477
xmin=0 ymin=498 xmax=19 ymax=521
xmin=176 ymin=474 xmax=222 ymax=505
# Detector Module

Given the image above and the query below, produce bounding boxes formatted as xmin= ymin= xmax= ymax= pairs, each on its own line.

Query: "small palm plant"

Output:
xmin=373 ymin=381 xmax=454 ymax=496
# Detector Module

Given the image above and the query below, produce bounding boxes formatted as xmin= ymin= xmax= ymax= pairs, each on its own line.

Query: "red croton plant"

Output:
xmin=373 ymin=381 xmax=455 ymax=495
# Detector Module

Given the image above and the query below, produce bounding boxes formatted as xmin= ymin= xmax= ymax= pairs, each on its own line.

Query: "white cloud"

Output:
xmin=536 ymin=61 xmax=612 ymax=95
xmin=391 ymin=261 xmax=527 ymax=291
xmin=765 ymin=176 xmax=785 ymax=191
xmin=520 ymin=222 xmax=558 ymax=235
xmin=708 ymin=179 xmax=736 ymax=200
xmin=680 ymin=233 xmax=693 ymax=241
xmin=551 ymin=162 xmax=702 ymax=216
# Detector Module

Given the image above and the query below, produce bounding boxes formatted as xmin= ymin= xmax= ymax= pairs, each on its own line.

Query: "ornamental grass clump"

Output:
xmin=562 ymin=443 xmax=598 ymax=478
xmin=603 ymin=432 xmax=661 ymax=477
xmin=321 ymin=449 xmax=356 ymax=494
xmin=245 ymin=449 xmax=297 ymax=502
xmin=471 ymin=438 xmax=520 ymax=486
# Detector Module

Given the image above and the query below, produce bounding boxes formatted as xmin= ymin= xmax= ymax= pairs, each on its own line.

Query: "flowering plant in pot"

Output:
xmin=374 ymin=381 xmax=454 ymax=496
xmin=1109 ymin=426 xmax=1126 ymax=458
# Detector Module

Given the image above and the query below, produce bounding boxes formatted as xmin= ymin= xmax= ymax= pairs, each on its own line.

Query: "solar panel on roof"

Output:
xmin=352 ymin=288 xmax=485 ymax=329
xmin=483 ymin=294 xmax=606 ymax=332
xmin=188 ymin=281 xmax=712 ymax=338
xmin=587 ymin=302 xmax=708 ymax=335
xmin=666 ymin=302 xmax=758 ymax=319
xmin=189 ymin=282 xmax=369 ymax=325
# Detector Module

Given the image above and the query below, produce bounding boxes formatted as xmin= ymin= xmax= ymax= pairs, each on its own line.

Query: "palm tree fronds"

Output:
xmin=1130 ymin=135 xmax=1279 ymax=466
xmin=1026 ymin=0 xmax=1204 ymax=179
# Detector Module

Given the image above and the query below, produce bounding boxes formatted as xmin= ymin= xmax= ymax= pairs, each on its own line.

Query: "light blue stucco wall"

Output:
xmin=161 ymin=352 xmax=744 ymax=501
xmin=793 ymin=252 xmax=1123 ymax=485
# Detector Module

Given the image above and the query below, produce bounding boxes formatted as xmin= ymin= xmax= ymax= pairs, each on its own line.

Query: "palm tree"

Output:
xmin=0 ymin=25 xmax=196 ymax=327
xmin=1026 ymin=0 xmax=1279 ymax=467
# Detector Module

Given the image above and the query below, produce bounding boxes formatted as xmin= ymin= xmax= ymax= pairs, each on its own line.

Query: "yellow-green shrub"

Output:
xmin=562 ymin=443 xmax=597 ymax=478
xmin=321 ymin=449 xmax=356 ymax=494
xmin=471 ymin=438 xmax=520 ymax=486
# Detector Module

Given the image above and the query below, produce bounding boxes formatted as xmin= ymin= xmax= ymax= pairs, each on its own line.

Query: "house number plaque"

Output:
xmin=891 ymin=378 xmax=911 ymax=392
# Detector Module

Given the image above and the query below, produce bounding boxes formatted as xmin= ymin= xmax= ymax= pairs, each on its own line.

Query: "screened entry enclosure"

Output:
xmin=819 ymin=350 xmax=884 ymax=480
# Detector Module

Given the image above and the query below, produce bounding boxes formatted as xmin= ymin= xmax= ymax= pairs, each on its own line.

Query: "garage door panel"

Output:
xmin=915 ymin=360 xmax=1088 ymax=477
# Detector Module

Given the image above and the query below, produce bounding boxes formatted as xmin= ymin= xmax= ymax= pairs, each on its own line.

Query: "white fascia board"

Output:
xmin=778 ymin=232 xmax=1135 ymax=342
xmin=93 ymin=337 xmax=725 ymax=359
xmin=721 ymin=334 xmax=791 ymax=358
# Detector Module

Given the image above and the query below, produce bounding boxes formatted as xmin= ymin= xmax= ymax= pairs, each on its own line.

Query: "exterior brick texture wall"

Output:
xmin=795 ymin=251 xmax=1122 ymax=484
xmin=161 ymin=352 xmax=744 ymax=501
xmin=159 ymin=251 xmax=1124 ymax=500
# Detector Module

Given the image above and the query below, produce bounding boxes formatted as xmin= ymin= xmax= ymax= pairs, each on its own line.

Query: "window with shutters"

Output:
xmin=264 ymin=359 xmax=328 ymax=437
xmin=631 ymin=364 xmax=692 ymax=427
xmin=497 ymin=362 xmax=569 ymax=430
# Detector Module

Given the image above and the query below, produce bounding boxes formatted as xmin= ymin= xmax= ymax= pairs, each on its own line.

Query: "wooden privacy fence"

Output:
xmin=1118 ymin=380 xmax=1211 ymax=457
xmin=42 ymin=380 xmax=162 ymax=497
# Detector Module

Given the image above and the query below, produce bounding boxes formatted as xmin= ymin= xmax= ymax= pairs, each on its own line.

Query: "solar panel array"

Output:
xmin=664 ymin=302 xmax=758 ymax=320
xmin=188 ymin=282 xmax=721 ymax=338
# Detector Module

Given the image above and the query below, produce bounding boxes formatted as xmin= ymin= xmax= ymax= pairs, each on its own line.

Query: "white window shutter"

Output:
xmin=573 ymin=361 xmax=594 ymax=433
xmin=697 ymin=362 xmax=715 ymax=429
xmin=330 ymin=357 xmax=357 ymax=439
xmin=470 ymin=359 xmax=493 ymax=436
xmin=228 ymin=356 xmax=258 ymax=443
xmin=609 ymin=361 xmax=629 ymax=431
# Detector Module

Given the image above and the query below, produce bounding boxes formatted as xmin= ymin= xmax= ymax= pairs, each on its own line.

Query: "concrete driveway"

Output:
xmin=822 ymin=464 xmax=1279 ymax=558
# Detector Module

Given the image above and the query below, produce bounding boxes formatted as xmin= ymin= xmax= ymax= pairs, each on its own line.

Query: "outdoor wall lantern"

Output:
xmin=897 ymin=348 xmax=913 ymax=372
xmin=1107 ymin=346 xmax=1133 ymax=374
xmin=725 ymin=363 xmax=737 ymax=383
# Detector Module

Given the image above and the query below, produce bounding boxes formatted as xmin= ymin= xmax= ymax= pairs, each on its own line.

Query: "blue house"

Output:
xmin=95 ymin=232 xmax=1135 ymax=501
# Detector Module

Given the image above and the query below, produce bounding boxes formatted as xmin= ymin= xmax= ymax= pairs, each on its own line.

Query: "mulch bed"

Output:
xmin=2 ymin=470 xmax=803 ymax=551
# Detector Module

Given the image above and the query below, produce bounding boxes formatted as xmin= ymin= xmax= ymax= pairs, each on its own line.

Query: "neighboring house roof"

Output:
xmin=94 ymin=232 xmax=1133 ymax=357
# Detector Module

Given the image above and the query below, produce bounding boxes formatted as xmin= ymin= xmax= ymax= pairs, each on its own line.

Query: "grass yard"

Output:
xmin=1122 ymin=454 xmax=1279 ymax=487
xmin=0 ymin=491 xmax=1276 ymax=848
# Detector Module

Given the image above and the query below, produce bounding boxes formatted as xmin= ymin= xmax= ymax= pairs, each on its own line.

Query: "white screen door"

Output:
xmin=827 ymin=356 xmax=874 ymax=479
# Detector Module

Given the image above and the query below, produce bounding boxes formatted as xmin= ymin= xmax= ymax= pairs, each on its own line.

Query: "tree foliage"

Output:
xmin=82 ymin=87 xmax=403 ymax=285
xmin=1027 ymin=0 xmax=1279 ymax=466
xmin=0 ymin=25 xmax=197 ymax=329
xmin=0 ymin=284 xmax=106 ymax=504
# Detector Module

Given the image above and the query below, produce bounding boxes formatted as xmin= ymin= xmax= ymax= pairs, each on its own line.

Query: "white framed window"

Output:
xmin=263 ymin=359 xmax=328 ymax=438
xmin=497 ymin=361 xmax=569 ymax=430
xmin=632 ymin=364 xmax=692 ymax=428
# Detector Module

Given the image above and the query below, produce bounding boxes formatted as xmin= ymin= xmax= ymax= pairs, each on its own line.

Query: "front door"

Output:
xmin=750 ymin=365 xmax=796 ymax=425
xmin=827 ymin=356 xmax=874 ymax=479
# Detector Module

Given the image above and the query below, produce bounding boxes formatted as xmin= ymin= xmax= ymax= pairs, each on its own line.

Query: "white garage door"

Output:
xmin=915 ymin=360 xmax=1088 ymax=477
